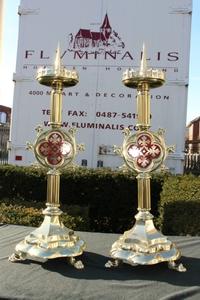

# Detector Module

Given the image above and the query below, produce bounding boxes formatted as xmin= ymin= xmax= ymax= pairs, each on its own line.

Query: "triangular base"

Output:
xmin=9 ymin=207 xmax=85 ymax=268
xmin=106 ymin=211 xmax=186 ymax=271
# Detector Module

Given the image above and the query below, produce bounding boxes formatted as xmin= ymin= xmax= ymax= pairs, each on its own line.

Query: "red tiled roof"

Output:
xmin=75 ymin=29 xmax=106 ymax=42
xmin=75 ymin=29 xmax=92 ymax=39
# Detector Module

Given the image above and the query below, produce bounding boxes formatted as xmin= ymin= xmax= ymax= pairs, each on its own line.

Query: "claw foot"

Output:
xmin=68 ymin=257 xmax=84 ymax=269
xmin=8 ymin=252 xmax=27 ymax=262
xmin=168 ymin=261 xmax=187 ymax=272
xmin=105 ymin=259 xmax=121 ymax=268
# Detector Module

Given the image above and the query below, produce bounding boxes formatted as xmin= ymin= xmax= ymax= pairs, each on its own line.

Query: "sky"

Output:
xmin=0 ymin=0 xmax=199 ymax=125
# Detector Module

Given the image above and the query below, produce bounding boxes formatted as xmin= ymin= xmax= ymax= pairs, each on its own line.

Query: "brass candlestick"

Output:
xmin=106 ymin=45 xmax=186 ymax=272
xmin=9 ymin=46 xmax=86 ymax=269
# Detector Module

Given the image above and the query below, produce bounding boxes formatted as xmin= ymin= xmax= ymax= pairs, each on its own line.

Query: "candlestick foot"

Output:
xmin=8 ymin=251 xmax=27 ymax=262
xmin=9 ymin=212 xmax=85 ymax=264
xmin=168 ymin=261 xmax=187 ymax=272
xmin=108 ymin=211 xmax=181 ymax=269
xmin=68 ymin=257 xmax=84 ymax=269
xmin=105 ymin=259 xmax=121 ymax=268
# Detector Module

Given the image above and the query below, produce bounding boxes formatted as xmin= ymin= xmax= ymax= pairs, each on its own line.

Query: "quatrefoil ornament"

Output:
xmin=122 ymin=131 xmax=166 ymax=173
xmin=34 ymin=129 xmax=76 ymax=169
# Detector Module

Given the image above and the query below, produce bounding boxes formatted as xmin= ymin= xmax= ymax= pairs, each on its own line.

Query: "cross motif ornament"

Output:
xmin=128 ymin=133 xmax=161 ymax=169
xmin=38 ymin=132 xmax=72 ymax=166
xmin=35 ymin=129 xmax=75 ymax=169
xmin=122 ymin=131 xmax=166 ymax=173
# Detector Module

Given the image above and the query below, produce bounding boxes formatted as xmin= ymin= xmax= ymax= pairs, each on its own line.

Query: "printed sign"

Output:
xmin=9 ymin=0 xmax=192 ymax=173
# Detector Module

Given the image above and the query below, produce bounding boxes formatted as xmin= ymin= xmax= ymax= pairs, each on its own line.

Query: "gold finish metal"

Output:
xmin=106 ymin=44 xmax=186 ymax=272
xmin=122 ymin=45 xmax=164 ymax=130
xmin=9 ymin=46 xmax=86 ymax=268
xmin=137 ymin=173 xmax=151 ymax=211
xmin=50 ymin=83 xmax=63 ymax=128
xmin=47 ymin=170 xmax=60 ymax=205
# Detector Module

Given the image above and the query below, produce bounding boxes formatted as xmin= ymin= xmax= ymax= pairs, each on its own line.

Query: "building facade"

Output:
xmin=0 ymin=105 xmax=11 ymax=164
xmin=185 ymin=116 xmax=200 ymax=154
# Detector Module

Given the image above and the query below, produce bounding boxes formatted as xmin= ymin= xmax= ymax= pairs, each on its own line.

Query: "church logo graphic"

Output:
xmin=67 ymin=14 xmax=125 ymax=54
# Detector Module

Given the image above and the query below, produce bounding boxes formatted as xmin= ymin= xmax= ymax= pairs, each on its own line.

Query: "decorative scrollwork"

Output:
xmin=123 ymin=128 xmax=131 ymax=137
xmin=26 ymin=141 xmax=34 ymax=151
xmin=68 ymin=127 xmax=77 ymax=136
xmin=35 ymin=125 xmax=43 ymax=134
xmin=77 ymin=143 xmax=85 ymax=152
xmin=113 ymin=145 xmax=123 ymax=156
xmin=157 ymin=128 xmax=165 ymax=136
xmin=167 ymin=145 xmax=175 ymax=154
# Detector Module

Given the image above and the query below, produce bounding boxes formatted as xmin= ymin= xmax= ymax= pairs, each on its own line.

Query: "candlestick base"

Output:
xmin=9 ymin=206 xmax=86 ymax=268
xmin=105 ymin=211 xmax=186 ymax=272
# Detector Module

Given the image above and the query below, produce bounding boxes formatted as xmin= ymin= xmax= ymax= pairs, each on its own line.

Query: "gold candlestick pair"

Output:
xmin=9 ymin=45 xmax=186 ymax=272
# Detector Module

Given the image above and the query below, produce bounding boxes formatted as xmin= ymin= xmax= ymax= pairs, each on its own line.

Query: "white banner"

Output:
xmin=9 ymin=0 xmax=192 ymax=172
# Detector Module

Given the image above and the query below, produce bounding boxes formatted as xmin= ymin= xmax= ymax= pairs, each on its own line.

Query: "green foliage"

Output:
xmin=159 ymin=175 xmax=200 ymax=235
xmin=1 ymin=166 xmax=199 ymax=235
xmin=0 ymin=165 xmax=46 ymax=201
xmin=0 ymin=202 xmax=43 ymax=227
xmin=0 ymin=198 xmax=89 ymax=231
xmin=0 ymin=165 xmax=164 ymax=233
xmin=160 ymin=174 xmax=200 ymax=202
